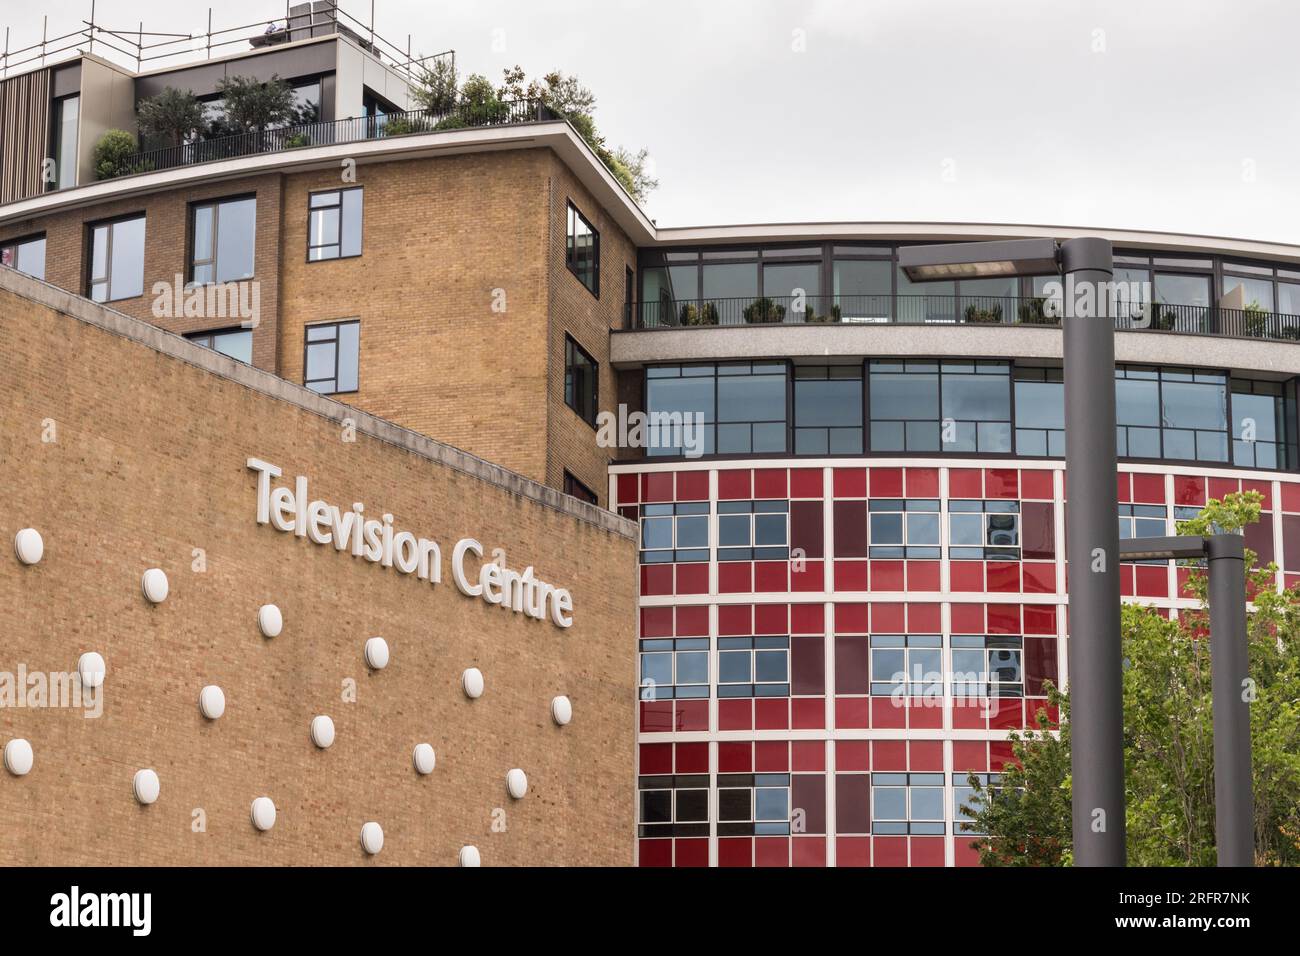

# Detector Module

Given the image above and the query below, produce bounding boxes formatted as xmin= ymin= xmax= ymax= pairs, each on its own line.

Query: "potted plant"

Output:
xmin=964 ymin=303 xmax=1003 ymax=324
xmin=743 ymin=297 xmax=786 ymax=324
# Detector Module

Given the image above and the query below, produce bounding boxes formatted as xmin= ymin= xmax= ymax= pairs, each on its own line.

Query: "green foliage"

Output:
xmin=964 ymin=304 xmax=1004 ymax=324
xmin=743 ymin=297 xmax=786 ymax=324
xmin=1016 ymin=297 xmax=1060 ymax=325
xmin=93 ymin=129 xmax=145 ymax=180
xmin=962 ymin=491 xmax=1300 ymax=866
xmin=135 ymin=87 xmax=206 ymax=147
xmin=678 ymin=302 xmax=719 ymax=326
xmin=457 ymin=74 xmax=509 ymax=125
xmin=410 ymin=56 xmax=458 ymax=112
xmin=282 ymin=132 xmax=312 ymax=149
xmin=379 ymin=114 xmax=432 ymax=136
xmin=216 ymin=74 xmax=297 ymax=134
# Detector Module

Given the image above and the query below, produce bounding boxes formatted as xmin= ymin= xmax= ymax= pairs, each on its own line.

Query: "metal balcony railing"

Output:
xmin=118 ymin=99 xmax=558 ymax=176
xmin=625 ymin=294 xmax=1300 ymax=342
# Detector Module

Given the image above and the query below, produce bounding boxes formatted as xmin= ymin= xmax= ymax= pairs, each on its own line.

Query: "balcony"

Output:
xmin=117 ymin=100 xmax=559 ymax=177
xmin=625 ymin=294 xmax=1300 ymax=343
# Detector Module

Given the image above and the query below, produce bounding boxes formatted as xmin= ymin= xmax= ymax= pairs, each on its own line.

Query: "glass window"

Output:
xmin=1114 ymin=366 xmax=1228 ymax=463
xmin=639 ymin=502 xmax=709 ymax=563
xmin=949 ymin=500 xmax=1020 ymax=560
xmin=0 ymin=235 xmax=46 ymax=280
xmin=718 ymin=773 xmax=791 ymax=836
xmin=763 ymin=261 xmax=820 ymax=320
xmin=871 ymin=773 xmax=945 ymax=835
xmin=896 ymin=264 xmax=954 ymax=323
xmin=51 ymin=95 xmax=79 ymax=190
xmin=869 ymin=360 xmax=1010 ymax=453
xmin=1222 ymin=272 xmax=1274 ymax=312
xmin=566 ymin=201 xmax=599 ymax=296
xmin=563 ymin=471 xmax=598 ymax=504
xmin=564 ymin=335 xmax=598 ymax=426
xmin=308 ymin=187 xmax=363 ymax=260
xmin=640 ymin=263 xmax=700 ymax=326
xmin=303 ymin=319 xmax=360 ymax=394
xmin=1232 ymin=379 xmax=1288 ymax=470
xmin=1014 ymin=366 xmax=1065 ymax=456
xmin=718 ymin=636 xmax=790 ymax=698
xmin=639 ymin=637 xmax=709 ymax=700
xmin=958 ymin=276 xmax=1016 ymax=324
xmin=87 ymin=215 xmax=146 ymax=302
xmin=645 ymin=365 xmax=716 ymax=456
xmin=951 ymin=635 xmax=1023 ymax=699
xmin=832 ymin=258 xmax=891 ymax=322
xmin=191 ymin=197 xmax=256 ymax=284
xmin=717 ymin=500 xmax=789 ymax=562
xmin=869 ymin=634 xmax=942 ymax=697
xmin=868 ymin=499 xmax=941 ymax=559
xmin=794 ymin=365 xmax=863 ymax=454
xmin=647 ymin=362 xmax=787 ymax=456
xmin=185 ymin=327 xmax=253 ymax=364
xmin=953 ymin=772 xmax=1004 ymax=836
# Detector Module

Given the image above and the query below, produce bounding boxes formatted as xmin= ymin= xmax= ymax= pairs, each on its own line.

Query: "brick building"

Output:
xmin=4 ymin=5 xmax=1300 ymax=867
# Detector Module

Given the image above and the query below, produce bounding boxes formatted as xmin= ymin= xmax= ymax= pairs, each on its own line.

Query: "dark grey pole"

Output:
xmin=1061 ymin=237 xmax=1126 ymax=866
xmin=1206 ymin=533 xmax=1254 ymax=866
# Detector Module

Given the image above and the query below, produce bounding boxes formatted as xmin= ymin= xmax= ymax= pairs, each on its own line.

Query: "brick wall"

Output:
xmin=0 ymin=270 xmax=636 ymax=866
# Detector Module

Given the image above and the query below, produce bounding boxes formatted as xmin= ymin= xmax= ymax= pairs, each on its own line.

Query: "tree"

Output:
xmin=961 ymin=491 xmax=1300 ymax=866
xmin=93 ymin=130 xmax=146 ymax=180
xmin=409 ymin=55 xmax=458 ymax=113
xmin=216 ymin=74 xmax=297 ymax=135
xmin=135 ymin=87 xmax=207 ymax=147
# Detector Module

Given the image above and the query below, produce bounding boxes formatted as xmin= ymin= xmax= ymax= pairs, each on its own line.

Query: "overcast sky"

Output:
xmin=19 ymin=0 xmax=1300 ymax=242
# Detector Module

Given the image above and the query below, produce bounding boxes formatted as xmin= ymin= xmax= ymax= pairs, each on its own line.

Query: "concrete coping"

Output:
xmin=0 ymin=266 xmax=636 ymax=540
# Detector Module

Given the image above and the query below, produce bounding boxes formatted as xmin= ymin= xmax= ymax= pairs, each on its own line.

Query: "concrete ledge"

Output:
xmin=0 ymin=266 xmax=635 ymax=540
xmin=610 ymin=323 xmax=1300 ymax=376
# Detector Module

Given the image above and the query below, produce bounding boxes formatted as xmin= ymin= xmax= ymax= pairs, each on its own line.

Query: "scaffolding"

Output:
xmin=1 ymin=1 xmax=453 ymax=82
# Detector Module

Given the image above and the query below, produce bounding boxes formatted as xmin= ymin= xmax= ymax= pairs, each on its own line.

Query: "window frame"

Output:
xmin=564 ymin=333 xmax=599 ymax=427
xmin=302 ymin=318 xmax=361 ymax=395
xmin=565 ymin=200 xmax=600 ymax=297
xmin=189 ymin=194 xmax=257 ymax=285
xmin=562 ymin=470 xmax=598 ymax=505
xmin=184 ymin=326 xmax=254 ymax=365
xmin=85 ymin=213 xmax=147 ymax=303
xmin=0 ymin=233 xmax=47 ymax=280
xmin=306 ymin=185 xmax=364 ymax=262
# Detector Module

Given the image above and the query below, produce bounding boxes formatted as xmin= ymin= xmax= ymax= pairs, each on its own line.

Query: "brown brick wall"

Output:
xmin=0 ymin=274 xmax=636 ymax=866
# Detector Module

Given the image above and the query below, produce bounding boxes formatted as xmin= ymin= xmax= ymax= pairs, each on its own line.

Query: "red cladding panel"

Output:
xmin=675 ymin=563 xmax=709 ymax=594
xmin=907 ymin=603 xmax=942 ymax=633
xmin=791 ymin=561 xmax=823 ymax=592
xmin=871 ymin=603 xmax=905 ymax=632
xmin=1242 ymin=479 xmax=1273 ymax=510
xmin=949 ymin=468 xmax=983 ymax=499
xmin=984 ymin=468 xmax=1019 ymax=498
xmin=755 ymin=837 xmax=789 ymax=868
xmin=638 ymin=839 xmax=672 ymax=867
xmin=869 ymin=560 xmax=905 ymax=591
xmin=1116 ymin=472 xmax=1130 ymax=502
xmin=792 ymin=603 xmax=825 ymax=634
xmin=755 ymin=740 xmax=790 ymax=771
xmin=718 ymin=742 xmax=753 ymax=772
xmin=1209 ymin=477 xmax=1240 ymax=501
xmin=1173 ymin=475 xmax=1205 ymax=506
xmin=642 ymin=472 xmax=673 ymax=502
xmin=986 ymin=562 xmax=1020 ymax=592
xmin=835 ymin=697 xmax=870 ymax=729
xmin=717 ymin=562 xmax=753 ymax=593
xmin=640 ymin=565 xmax=673 ymax=596
xmin=837 ymin=837 xmax=871 ymax=867
xmin=790 ymin=468 xmax=824 ymax=498
xmin=675 ymin=743 xmax=709 ymax=773
xmin=910 ymin=838 xmax=945 ymax=867
xmin=675 ymin=470 xmax=709 ymax=501
xmin=1131 ymin=473 xmax=1165 ymax=504
xmin=987 ymin=603 xmax=1021 ymax=634
xmin=754 ymin=561 xmax=789 ymax=592
xmin=905 ymin=467 xmax=939 ymax=498
xmin=873 ymin=740 xmax=907 ymax=770
xmin=718 ymin=469 xmax=752 ymax=500
xmin=835 ymin=603 xmax=870 ymax=633
xmin=834 ymin=560 xmax=869 ymax=591
xmin=906 ymin=560 xmax=941 ymax=591
xmin=953 ymin=741 xmax=988 ymax=772
xmin=988 ymin=698 xmax=1023 ymax=729
xmin=640 ymin=700 xmax=673 ymax=732
xmin=791 ymin=697 xmax=825 ymax=729
xmin=909 ymin=740 xmax=943 ymax=771
xmin=755 ymin=603 xmax=788 ymax=634
xmin=718 ymin=604 xmax=753 ymax=635
xmin=836 ymin=740 xmax=871 ymax=771
xmin=754 ymin=468 xmax=788 ymax=499
xmin=873 ymin=837 xmax=907 ymax=867
xmin=1135 ymin=564 xmax=1169 ymax=598
xmin=833 ymin=468 xmax=867 ymax=498
xmin=617 ymin=473 xmax=639 ymax=505
xmin=950 ymin=603 xmax=985 ymax=633
xmin=1283 ymin=482 xmax=1300 ymax=514
xmin=869 ymin=467 xmax=904 ymax=497
xmin=792 ymin=741 xmax=826 ymax=772
xmin=639 ymin=743 xmax=673 ymax=775
xmin=718 ymin=698 xmax=752 ymax=731
xmin=754 ymin=698 xmax=789 ymax=730
xmin=717 ymin=838 xmax=752 ymax=867
xmin=1023 ymin=604 xmax=1057 ymax=635
xmin=641 ymin=606 xmax=673 ymax=638
xmin=675 ymin=839 xmax=709 ymax=868
xmin=872 ymin=697 xmax=906 ymax=729
xmin=950 ymin=561 xmax=984 ymax=592
xmin=1020 ymin=469 xmax=1054 ymax=500
xmin=908 ymin=700 xmax=943 ymax=729
xmin=792 ymin=837 xmax=826 ymax=868
xmin=676 ymin=605 xmax=709 ymax=636
xmin=1023 ymin=561 xmax=1057 ymax=594
xmin=676 ymin=700 xmax=709 ymax=731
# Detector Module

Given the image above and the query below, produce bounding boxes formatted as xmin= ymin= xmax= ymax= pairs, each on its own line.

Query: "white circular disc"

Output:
xmin=506 ymin=768 xmax=528 ymax=800
xmin=13 ymin=528 xmax=43 ymax=565
xmin=77 ymin=651 xmax=106 ymax=689
xmin=412 ymin=743 xmax=436 ymax=775
xmin=3 ymin=738 xmax=33 ymax=776
xmin=310 ymin=715 xmax=336 ymax=749
xmin=364 ymin=637 xmax=389 ymax=670
xmin=258 ymin=604 xmax=283 ymax=638
xmin=459 ymin=845 xmax=481 ymax=867
xmin=360 ymin=821 xmax=384 ymax=855
xmin=133 ymin=768 xmax=160 ymax=805
xmin=250 ymin=796 xmax=276 ymax=831
xmin=461 ymin=667 xmax=484 ymax=699
xmin=551 ymin=695 xmax=573 ymax=726
xmin=199 ymin=685 xmax=226 ymax=720
xmin=141 ymin=568 xmax=169 ymax=604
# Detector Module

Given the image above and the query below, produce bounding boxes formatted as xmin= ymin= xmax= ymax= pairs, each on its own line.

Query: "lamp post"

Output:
xmin=900 ymin=237 xmax=1126 ymax=865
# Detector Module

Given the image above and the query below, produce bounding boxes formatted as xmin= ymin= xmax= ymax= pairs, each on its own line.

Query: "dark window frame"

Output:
xmin=0 ymin=232 xmax=47 ymax=279
xmin=188 ymin=194 xmax=257 ymax=285
xmin=184 ymin=326 xmax=254 ymax=365
xmin=306 ymin=185 xmax=364 ymax=262
xmin=565 ymin=200 xmax=600 ymax=298
xmin=85 ymin=212 xmax=147 ymax=303
xmin=302 ymin=319 xmax=361 ymax=395
xmin=564 ymin=334 xmax=599 ymax=427
xmin=563 ymin=470 xmax=598 ymax=505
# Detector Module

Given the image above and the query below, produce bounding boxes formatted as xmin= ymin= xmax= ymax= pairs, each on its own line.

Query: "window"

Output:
xmin=832 ymin=256 xmax=892 ymax=322
xmin=1014 ymin=366 xmax=1065 ymax=456
xmin=191 ymin=196 xmax=256 ymax=284
xmin=868 ymin=499 xmax=941 ymax=559
xmin=717 ymin=500 xmax=788 ymax=561
xmin=869 ymin=634 xmax=943 ymax=697
xmin=951 ymin=635 xmax=1024 ymax=698
xmin=1118 ymin=503 xmax=1167 ymax=540
xmin=869 ymin=360 xmax=1011 ymax=453
xmin=1115 ymin=366 xmax=1228 ymax=463
xmin=565 ymin=201 xmax=599 ymax=296
xmin=638 ymin=774 xmax=709 ymax=838
xmin=718 ymin=773 xmax=791 ymax=836
xmin=186 ymin=327 xmax=253 ymax=364
xmin=639 ymin=502 xmax=709 ymax=563
xmin=563 ymin=471 xmax=598 ymax=504
xmin=645 ymin=362 xmax=788 ymax=457
xmin=0 ymin=235 xmax=45 ymax=280
xmin=871 ymin=772 xmax=945 ymax=835
xmin=87 ymin=215 xmax=146 ymax=302
xmin=307 ymin=187 xmax=363 ymax=260
xmin=953 ymin=772 xmax=1004 ymax=836
xmin=639 ymin=637 xmax=708 ymax=700
xmin=50 ymin=94 xmax=79 ymax=190
xmin=303 ymin=320 xmax=360 ymax=394
xmin=794 ymin=365 xmax=863 ymax=453
xmin=1232 ymin=379 xmax=1289 ymax=469
xmin=949 ymin=500 xmax=1020 ymax=560
xmin=564 ymin=335 xmax=598 ymax=426
xmin=718 ymin=636 xmax=789 ymax=698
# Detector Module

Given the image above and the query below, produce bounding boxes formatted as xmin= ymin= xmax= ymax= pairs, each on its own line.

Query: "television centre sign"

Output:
xmin=247 ymin=458 xmax=574 ymax=628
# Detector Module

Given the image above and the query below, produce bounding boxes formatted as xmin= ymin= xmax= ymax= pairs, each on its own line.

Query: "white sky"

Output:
xmin=15 ymin=0 xmax=1300 ymax=243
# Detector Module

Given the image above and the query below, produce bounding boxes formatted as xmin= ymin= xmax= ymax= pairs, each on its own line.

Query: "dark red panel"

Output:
xmin=833 ymin=500 xmax=868 ymax=557
xmin=1023 ymin=604 xmax=1057 ymax=635
xmin=755 ymin=740 xmax=790 ymax=771
xmin=1209 ymin=477 xmax=1240 ymax=502
xmin=754 ymin=561 xmax=789 ymax=592
xmin=718 ymin=468 xmax=752 ymax=500
xmin=718 ymin=561 xmax=753 ymax=593
xmin=642 ymin=471 xmax=673 ymax=503
xmin=718 ymin=741 xmax=753 ymax=772
xmin=791 ymin=500 xmax=824 ymax=558
xmin=987 ymin=603 xmax=1021 ymax=634
xmin=791 ymin=635 xmax=825 ymax=695
xmin=718 ymin=698 xmax=752 ymax=731
xmin=984 ymin=468 xmax=1019 ymax=498
xmin=754 ymin=603 xmax=788 ymax=633
xmin=1022 ymin=501 xmax=1055 ymax=560
xmin=717 ymin=838 xmax=752 ymax=867
xmin=790 ymin=560 xmax=823 ymax=592
xmin=1173 ymin=474 xmax=1205 ymax=506
xmin=836 ymin=836 xmax=871 ymax=866
xmin=676 ymin=700 xmax=709 ymax=731
xmin=638 ymin=839 xmax=672 ymax=867
xmin=675 ymin=742 xmax=709 ymax=773
xmin=833 ymin=560 xmax=869 ymax=591
xmin=1131 ymin=473 xmax=1165 ymax=504
xmin=872 ymin=837 xmax=907 ymax=867
xmin=1242 ymin=478 xmax=1273 ymax=510
xmin=791 ymin=697 xmax=825 ymax=729
xmin=872 ymin=697 xmax=906 ymax=728
xmin=833 ymin=467 xmax=867 ymax=498
xmin=676 ymin=605 xmax=709 ymax=636
xmin=791 ymin=603 xmax=825 ymax=634
xmin=835 ymin=696 xmax=870 ymax=728
xmin=835 ymin=774 xmax=871 ymax=834
xmin=834 ymin=636 xmax=870 ymax=694
xmin=836 ymin=741 xmax=871 ymax=771
xmin=617 ymin=473 xmax=639 ymax=505
xmin=905 ymin=467 xmax=939 ymax=498
xmin=640 ymin=700 xmax=673 ymax=732
xmin=639 ymin=743 xmax=673 ymax=775
xmin=950 ymin=603 xmax=985 ymax=634
xmin=675 ymin=470 xmax=709 ymax=501
xmin=675 ymin=839 xmax=709 ymax=867
xmin=1283 ymin=482 xmax=1300 ymax=514
xmin=675 ymin=562 xmax=708 ymax=594
xmin=790 ymin=467 xmax=824 ymax=498
xmin=949 ymin=468 xmax=983 ymax=499
xmin=834 ymin=602 xmax=869 ymax=633
xmin=641 ymin=606 xmax=673 ymax=638
xmin=792 ymin=740 xmax=826 ymax=771
xmin=1022 ymin=561 xmax=1056 ymax=593
xmin=869 ymin=467 xmax=904 ymax=498
xmin=872 ymin=739 xmax=907 ymax=770
xmin=1020 ymin=469 xmax=1054 ymax=500
xmin=754 ymin=467 xmax=788 ymax=499
xmin=1135 ymin=564 xmax=1168 ymax=598
xmin=754 ymin=698 xmax=789 ymax=730
xmin=640 ymin=564 xmax=673 ymax=596
xmin=952 ymin=741 xmax=988 ymax=772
